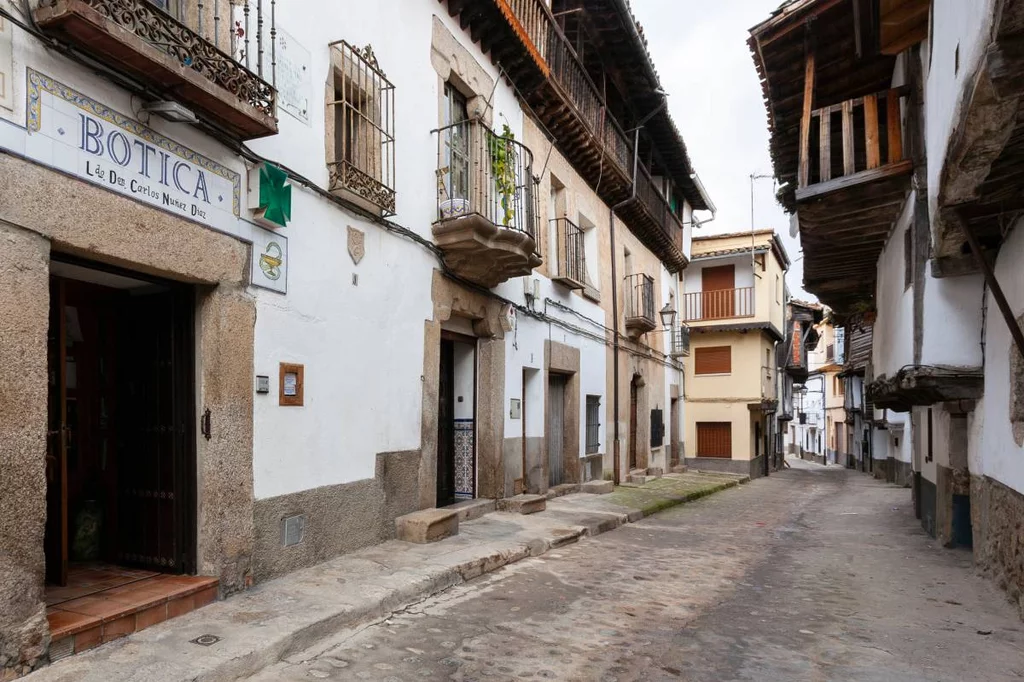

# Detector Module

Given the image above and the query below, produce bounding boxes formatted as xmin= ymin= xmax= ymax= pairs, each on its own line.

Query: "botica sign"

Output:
xmin=25 ymin=70 xmax=241 ymax=236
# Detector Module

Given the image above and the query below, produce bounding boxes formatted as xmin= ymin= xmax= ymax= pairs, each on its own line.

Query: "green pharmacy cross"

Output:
xmin=256 ymin=163 xmax=292 ymax=228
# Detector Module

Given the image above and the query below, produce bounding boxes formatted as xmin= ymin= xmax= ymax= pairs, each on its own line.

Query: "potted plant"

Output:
xmin=489 ymin=124 xmax=517 ymax=227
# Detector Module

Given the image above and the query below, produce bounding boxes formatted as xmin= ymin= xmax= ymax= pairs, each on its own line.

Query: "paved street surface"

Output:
xmin=250 ymin=460 xmax=1024 ymax=682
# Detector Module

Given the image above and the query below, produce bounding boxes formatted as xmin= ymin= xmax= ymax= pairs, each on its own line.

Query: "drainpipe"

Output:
xmin=609 ymin=96 xmax=668 ymax=485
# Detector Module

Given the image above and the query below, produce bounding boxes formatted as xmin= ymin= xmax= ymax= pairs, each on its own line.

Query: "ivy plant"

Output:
xmin=489 ymin=124 xmax=517 ymax=227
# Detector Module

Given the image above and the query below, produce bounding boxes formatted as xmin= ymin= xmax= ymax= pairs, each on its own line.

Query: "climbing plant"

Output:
xmin=489 ymin=124 xmax=517 ymax=227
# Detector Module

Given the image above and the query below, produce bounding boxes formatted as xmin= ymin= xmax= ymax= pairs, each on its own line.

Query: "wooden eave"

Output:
xmin=565 ymin=0 xmax=709 ymax=212
xmin=749 ymin=0 xmax=896 ymax=212
xmin=866 ymin=367 xmax=984 ymax=413
xmin=935 ymin=0 xmax=1024 ymax=262
xmin=796 ymin=160 xmax=912 ymax=312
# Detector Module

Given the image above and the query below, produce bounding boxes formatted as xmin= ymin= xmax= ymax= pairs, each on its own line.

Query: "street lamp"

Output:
xmin=659 ymin=302 xmax=677 ymax=330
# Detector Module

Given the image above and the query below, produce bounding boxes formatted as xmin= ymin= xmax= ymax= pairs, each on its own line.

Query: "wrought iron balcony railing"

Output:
xmin=434 ymin=118 xmax=539 ymax=242
xmin=682 ymin=287 xmax=755 ymax=322
xmin=550 ymin=217 xmax=586 ymax=290
xmin=624 ymin=273 xmax=656 ymax=335
xmin=35 ymin=0 xmax=277 ymax=138
xmin=671 ymin=325 xmax=691 ymax=358
xmin=432 ymin=118 xmax=542 ymax=287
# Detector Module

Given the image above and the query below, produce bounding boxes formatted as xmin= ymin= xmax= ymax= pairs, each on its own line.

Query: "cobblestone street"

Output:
xmin=251 ymin=461 xmax=1024 ymax=682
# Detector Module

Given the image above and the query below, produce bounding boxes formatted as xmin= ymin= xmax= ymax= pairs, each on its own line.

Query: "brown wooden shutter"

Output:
xmin=694 ymin=346 xmax=731 ymax=375
xmin=696 ymin=422 xmax=732 ymax=458
xmin=702 ymin=265 xmax=735 ymax=291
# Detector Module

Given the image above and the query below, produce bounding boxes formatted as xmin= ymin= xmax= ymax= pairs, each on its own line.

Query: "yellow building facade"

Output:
xmin=682 ymin=230 xmax=789 ymax=477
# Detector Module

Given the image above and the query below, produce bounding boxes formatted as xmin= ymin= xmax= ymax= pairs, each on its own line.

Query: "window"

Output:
xmin=650 ymin=409 xmax=664 ymax=447
xmin=904 ymin=225 xmax=913 ymax=289
xmin=696 ymin=422 xmax=732 ymax=458
xmin=695 ymin=346 xmax=731 ymax=375
xmin=579 ymin=212 xmax=599 ymax=289
xmin=776 ymin=274 xmax=780 ymax=302
xmin=442 ymin=83 xmax=470 ymax=202
xmin=585 ymin=396 xmax=601 ymax=454
xmin=833 ymin=375 xmax=845 ymax=396
xmin=826 ymin=343 xmax=835 ymax=361
xmin=328 ymin=41 xmax=396 ymax=215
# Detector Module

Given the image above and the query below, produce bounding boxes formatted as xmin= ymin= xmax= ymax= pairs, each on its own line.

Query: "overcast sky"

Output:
xmin=631 ymin=0 xmax=813 ymax=301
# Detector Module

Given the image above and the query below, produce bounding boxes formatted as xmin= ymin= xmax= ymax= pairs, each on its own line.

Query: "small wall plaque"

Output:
xmin=279 ymin=362 xmax=304 ymax=406
xmin=256 ymin=375 xmax=270 ymax=394
xmin=510 ymin=398 xmax=521 ymax=419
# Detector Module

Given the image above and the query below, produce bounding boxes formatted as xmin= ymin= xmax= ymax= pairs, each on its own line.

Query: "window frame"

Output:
xmin=694 ymin=345 xmax=732 ymax=375
xmin=327 ymin=40 xmax=396 ymax=215
xmin=585 ymin=395 xmax=601 ymax=455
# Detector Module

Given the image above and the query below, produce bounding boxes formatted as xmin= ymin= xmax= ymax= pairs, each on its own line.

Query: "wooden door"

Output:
xmin=702 ymin=265 xmax=735 ymax=318
xmin=45 ymin=279 xmax=69 ymax=586
xmin=436 ymin=339 xmax=456 ymax=507
xmin=547 ymin=374 xmax=565 ymax=487
xmin=521 ymin=369 xmax=528 ymax=494
xmin=629 ymin=377 xmax=639 ymax=470
xmin=116 ymin=288 xmax=194 ymax=572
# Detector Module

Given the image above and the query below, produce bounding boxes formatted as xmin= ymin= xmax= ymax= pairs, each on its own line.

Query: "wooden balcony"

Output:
xmin=34 ymin=0 xmax=276 ymax=139
xmin=681 ymin=288 xmax=755 ymax=322
xmin=795 ymin=88 xmax=913 ymax=312
xmin=550 ymin=217 xmax=586 ymax=290
xmin=623 ymin=273 xmax=656 ymax=337
xmin=433 ymin=119 xmax=542 ymax=288
xmin=442 ymin=0 xmax=690 ymax=272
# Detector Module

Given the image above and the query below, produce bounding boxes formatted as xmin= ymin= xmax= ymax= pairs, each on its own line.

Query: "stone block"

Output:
xmin=395 ymin=509 xmax=459 ymax=544
xmin=646 ymin=467 xmax=664 ymax=477
xmin=496 ymin=494 xmax=547 ymax=515
xmin=445 ymin=498 xmax=496 ymax=522
xmin=627 ymin=469 xmax=650 ymax=485
xmin=545 ymin=483 xmax=580 ymax=499
xmin=580 ymin=480 xmax=614 ymax=494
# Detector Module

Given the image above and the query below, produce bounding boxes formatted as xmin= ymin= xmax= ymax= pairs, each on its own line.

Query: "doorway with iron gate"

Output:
xmin=437 ymin=332 xmax=477 ymax=507
xmin=45 ymin=257 xmax=198 ymax=598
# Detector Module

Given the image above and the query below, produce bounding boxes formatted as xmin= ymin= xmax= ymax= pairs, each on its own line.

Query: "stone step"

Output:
xmin=496 ymin=494 xmax=547 ymax=515
xmin=646 ymin=467 xmax=664 ymax=477
xmin=580 ymin=479 xmax=614 ymax=494
xmin=395 ymin=508 xmax=459 ymax=544
xmin=669 ymin=464 xmax=687 ymax=474
xmin=444 ymin=498 xmax=496 ymax=522
xmin=627 ymin=469 xmax=651 ymax=485
xmin=545 ymin=483 xmax=580 ymax=499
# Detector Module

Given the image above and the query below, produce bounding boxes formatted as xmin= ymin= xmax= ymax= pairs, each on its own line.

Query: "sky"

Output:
xmin=630 ymin=0 xmax=814 ymax=301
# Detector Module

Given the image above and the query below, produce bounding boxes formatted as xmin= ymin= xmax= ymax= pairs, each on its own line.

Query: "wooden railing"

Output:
xmin=635 ymin=163 xmax=684 ymax=247
xmin=799 ymin=88 xmax=907 ymax=189
xmin=682 ymin=288 xmax=755 ymax=321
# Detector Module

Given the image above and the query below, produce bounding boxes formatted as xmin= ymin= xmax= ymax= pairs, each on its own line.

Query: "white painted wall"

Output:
xmin=924 ymin=0 xmax=998 ymax=217
xmin=872 ymin=199 xmax=915 ymax=378
xmin=498 ymin=274 xmax=608 ymax=462
xmin=920 ymin=271 xmax=984 ymax=367
xmin=683 ymin=256 xmax=756 ymax=294
xmin=248 ymin=5 xmax=529 ymax=498
xmin=974 ymin=219 xmax=1024 ymax=495
xmin=453 ymin=342 xmax=476 ymax=420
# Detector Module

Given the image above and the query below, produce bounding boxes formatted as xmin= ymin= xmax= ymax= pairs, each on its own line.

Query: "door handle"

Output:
xmin=200 ymin=408 xmax=211 ymax=441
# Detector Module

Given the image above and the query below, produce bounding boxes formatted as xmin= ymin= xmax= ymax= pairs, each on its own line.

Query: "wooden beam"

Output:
xmin=819 ymin=111 xmax=831 ymax=182
xmin=842 ymin=99 xmax=855 ymax=176
xmin=799 ymin=47 xmax=816 ymax=188
xmin=887 ymin=90 xmax=903 ymax=163
xmin=795 ymin=158 xmax=913 ymax=202
xmin=864 ymin=93 xmax=881 ymax=169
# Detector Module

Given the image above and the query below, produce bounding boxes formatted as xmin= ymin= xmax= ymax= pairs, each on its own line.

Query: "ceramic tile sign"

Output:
xmin=25 ymin=70 xmax=242 ymax=238
xmin=251 ymin=224 xmax=288 ymax=294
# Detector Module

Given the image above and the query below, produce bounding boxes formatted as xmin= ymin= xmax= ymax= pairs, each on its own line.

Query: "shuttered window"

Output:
xmin=694 ymin=346 xmax=731 ymax=375
xmin=696 ymin=422 xmax=732 ymax=458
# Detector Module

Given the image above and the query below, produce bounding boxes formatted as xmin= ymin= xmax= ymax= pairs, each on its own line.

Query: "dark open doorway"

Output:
xmin=437 ymin=331 xmax=476 ymax=507
xmin=45 ymin=257 xmax=196 ymax=587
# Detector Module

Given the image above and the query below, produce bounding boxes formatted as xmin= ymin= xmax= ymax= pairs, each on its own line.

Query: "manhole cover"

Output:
xmin=191 ymin=634 xmax=221 ymax=646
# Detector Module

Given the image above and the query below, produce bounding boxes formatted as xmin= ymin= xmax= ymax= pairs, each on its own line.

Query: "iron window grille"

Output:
xmin=585 ymin=396 xmax=601 ymax=454
xmin=624 ymin=273 xmax=655 ymax=322
xmin=328 ymin=41 xmax=396 ymax=215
